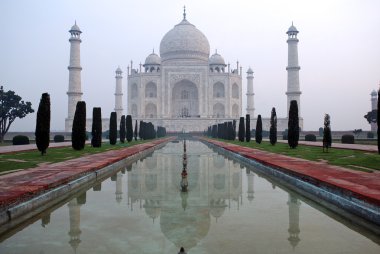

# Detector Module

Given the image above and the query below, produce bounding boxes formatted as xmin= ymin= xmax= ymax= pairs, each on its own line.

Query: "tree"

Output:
xmin=364 ymin=109 xmax=377 ymax=124
xmin=232 ymin=120 xmax=236 ymax=141
xmin=72 ymin=101 xmax=86 ymax=150
xmin=288 ymin=100 xmax=299 ymax=149
xmin=255 ymin=114 xmax=262 ymax=144
xmin=109 ymin=112 xmax=117 ymax=145
xmin=323 ymin=114 xmax=332 ymax=152
xmin=245 ymin=114 xmax=251 ymax=142
xmin=91 ymin=107 xmax=102 ymax=147
xmin=238 ymin=117 xmax=245 ymax=142
xmin=378 ymin=89 xmax=380 ymax=154
xmin=269 ymin=107 xmax=277 ymax=145
xmin=126 ymin=115 xmax=133 ymax=142
xmin=119 ymin=115 xmax=126 ymax=143
xmin=35 ymin=93 xmax=50 ymax=155
xmin=134 ymin=120 xmax=138 ymax=141
xmin=0 ymin=86 xmax=34 ymax=142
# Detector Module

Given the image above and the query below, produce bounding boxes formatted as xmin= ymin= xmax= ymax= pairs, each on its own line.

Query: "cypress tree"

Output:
xmin=323 ymin=114 xmax=332 ymax=152
xmin=269 ymin=107 xmax=277 ymax=145
xmin=126 ymin=115 xmax=133 ymax=142
xmin=109 ymin=112 xmax=117 ymax=145
xmin=232 ymin=120 xmax=236 ymax=141
xmin=377 ymin=88 xmax=380 ymax=154
xmin=134 ymin=120 xmax=138 ymax=141
xmin=91 ymin=107 xmax=102 ymax=147
xmin=288 ymin=100 xmax=299 ymax=149
xmin=245 ymin=114 xmax=251 ymax=142
xmin=227 ymin=121 xmax=233 ymax=140
xmin=255 ymin=114 xmax=262 ymax=144
xmin=35 ymin=93 xmax=50 ymax=155
xmin=119 ymin=115 xmax=126 ymax=143
xmin=139 ymin=120 xmax=144 ymax=139
xmin=72 ymin=101 xmax=86 ymax=150
xmin=238 ymin=117 xmax=245 ymax=142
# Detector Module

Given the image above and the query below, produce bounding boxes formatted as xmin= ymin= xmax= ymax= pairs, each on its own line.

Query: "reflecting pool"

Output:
xmin=1 ymin=140 xmax=379 ymax=253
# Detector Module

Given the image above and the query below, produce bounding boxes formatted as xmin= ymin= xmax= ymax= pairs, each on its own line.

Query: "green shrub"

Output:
xmin=367 ymin=132 xmax=374 ymax=139
xmin=341 ymin=134 xmax=354 ymax=144
xmin=305 ymin=134 xmax=317 ymax=142
xmin=12 ymin=135 xmax=30 ymax=145
xmin=54 ymin=135 xmax=65 ymax=142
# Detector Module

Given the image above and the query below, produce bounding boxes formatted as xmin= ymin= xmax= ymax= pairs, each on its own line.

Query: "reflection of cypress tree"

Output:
xmin=126 ymin=115 xmax=133 ymax=142
xmin=238 ymin=117 xmax=245 ymax=142
xmin=72 ymin=101 xmax=86 ymax=150
xmin=93 ymin=183 xmax=101 ymax=191
xmin=35 ymin=93 xmax=50 ymax=155
xmin=245 ymin=114 xmax=251 ymax=142
xmin=109 ymin=112 xmax=117 ymax=145
xmin=91 ymin=107 xmax=102 ymax=147
xmin=288 ymin=100 xmax=299 ymax=149
xmin=119 ymin=115 xmax=126 ymax=143
xmin=255 ymin=114 xmax=262 ymax=144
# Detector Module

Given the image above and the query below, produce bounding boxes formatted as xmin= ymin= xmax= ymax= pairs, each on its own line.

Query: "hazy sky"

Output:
xmin=1 ymin=0 xmax=379 ymax=132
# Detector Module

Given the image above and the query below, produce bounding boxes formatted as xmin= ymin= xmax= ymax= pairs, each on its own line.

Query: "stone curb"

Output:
xmin=200 ymin=138 xmax=380 ymax=229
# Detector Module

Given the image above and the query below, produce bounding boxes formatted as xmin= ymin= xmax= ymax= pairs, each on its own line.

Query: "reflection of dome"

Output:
xmin=160 ymin=18 xmax=210 ymax=62
xmin=160 ymin=207 xmax=210 ymax=250
xmin=210 ymin=199 xmax=227 ymax=219
xmin=144 ymin=200 xmax=161 ymax=221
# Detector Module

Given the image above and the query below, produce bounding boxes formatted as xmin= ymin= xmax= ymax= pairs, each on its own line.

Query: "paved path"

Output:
xmin=203 ymin=138 xmax=380 ymax=207
xmin=277 ymin=140 xmax=378 ymax=153
xmin=0 ymin=138 xmax=173 ymax=210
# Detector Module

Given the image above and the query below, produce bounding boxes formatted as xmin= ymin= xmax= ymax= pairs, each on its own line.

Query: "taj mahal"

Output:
xmin=65 ymin=9 xmax=303 ymax=133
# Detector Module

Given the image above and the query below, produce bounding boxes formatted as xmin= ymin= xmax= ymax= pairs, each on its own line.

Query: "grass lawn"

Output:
xmin=0 ymin=140 xmax=147 ymax=173
xmin=220 ymin=139 xmax=380 ymax=172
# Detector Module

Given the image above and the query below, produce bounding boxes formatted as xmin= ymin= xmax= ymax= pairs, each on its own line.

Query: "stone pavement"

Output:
xmin=0 ymin=138 xmax=173 ymax=210
xmin=277 ymin=140 xmax=378 ymax=153
xmin=203 ymin=138 xmax=380 ymax=207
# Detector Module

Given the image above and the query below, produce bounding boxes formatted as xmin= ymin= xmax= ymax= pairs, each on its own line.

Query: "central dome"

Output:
xmin=160 ymin=18 xmax=210 ymax=62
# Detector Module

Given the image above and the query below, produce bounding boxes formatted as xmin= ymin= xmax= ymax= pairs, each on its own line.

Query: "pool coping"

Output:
xmin=0 ymin=137 xmax=174 ymax=228
xmin=200 ymin=138 xmax=380 ymax=229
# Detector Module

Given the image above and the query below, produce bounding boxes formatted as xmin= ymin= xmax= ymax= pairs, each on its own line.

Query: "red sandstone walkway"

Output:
xmin=0 ymin=141 xmax=89 ymax=154
xmin=0 ymin=138 xmax=173 ymax=210
xmin=203 ymin=138 xmax=380 ymax=207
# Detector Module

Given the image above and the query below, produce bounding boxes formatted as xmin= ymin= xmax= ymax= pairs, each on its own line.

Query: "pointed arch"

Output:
xmin=145 ymin=82 xmax=157 ymax=98
xmin=145 ymin=103 xmax=157 ymax=118
xmin=232 ymin=83 xmax=239 ymax=99
xmin=213 ymin=82 xmax=225 ymax=98
xmin=213 ymin=103 xmax=225 ymax=118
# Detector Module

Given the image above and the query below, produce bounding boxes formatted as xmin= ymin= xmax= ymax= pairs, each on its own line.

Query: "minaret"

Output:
xmin=115 ymin=67 xmax=123 ymax=124
xmin=286 ymin=22 xmax=301 ymax=117
xmin=370 ymin=89 xmax=378 ymax=132
xmin=66 ymin=21 xmax=83 ymax=132
xmin=287 ymin=193 xmax=301 ymax=249
xmin=115 ymin=172 xmax=123 ymax=203
xmin=68 ymin=198 xmax=82 ymax=253
xmin=246 ymin=169 xmax=254 ymax=202
xmin=246 ymin=67 xmax=255 ymax=116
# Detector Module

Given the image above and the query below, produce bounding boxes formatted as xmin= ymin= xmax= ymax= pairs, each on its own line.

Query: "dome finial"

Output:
xmin=153 ymin=48 xmax=154 ymax=54
xmin=183 ymin=5 xmax=186 ymax=20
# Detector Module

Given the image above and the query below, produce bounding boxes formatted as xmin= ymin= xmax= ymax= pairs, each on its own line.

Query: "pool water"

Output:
xmin=0 ymin=140 xmax=379 ymax=253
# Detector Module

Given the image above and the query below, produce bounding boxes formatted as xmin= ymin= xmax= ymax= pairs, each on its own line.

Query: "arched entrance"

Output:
xmin=171 ymin=80 xmax=199 ymax=118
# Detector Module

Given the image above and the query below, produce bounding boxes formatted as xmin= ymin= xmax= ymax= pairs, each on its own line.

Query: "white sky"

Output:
xmin=1 ymin=0 xmax=379 ymax=132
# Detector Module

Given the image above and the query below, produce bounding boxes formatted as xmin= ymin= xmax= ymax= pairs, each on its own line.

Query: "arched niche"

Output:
xmin=131 ymin=83 xmax=138 ymax=98
xmin=145 ymin=82 xmax=157 ymax=98
xmin=213 ymin=103 xmax=225 ymax=118
xmin=232 ymin=83 xmax=239 ymax=99
xmin=213 ymin=82 xmax=225 ymax=98
xmin=145 ymin=103 xmax=157 ymax=118
xmin=232 ymin=104 xmax=239 ymax=118
xmin=172 ymin=79 xmax=199 ymax=118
